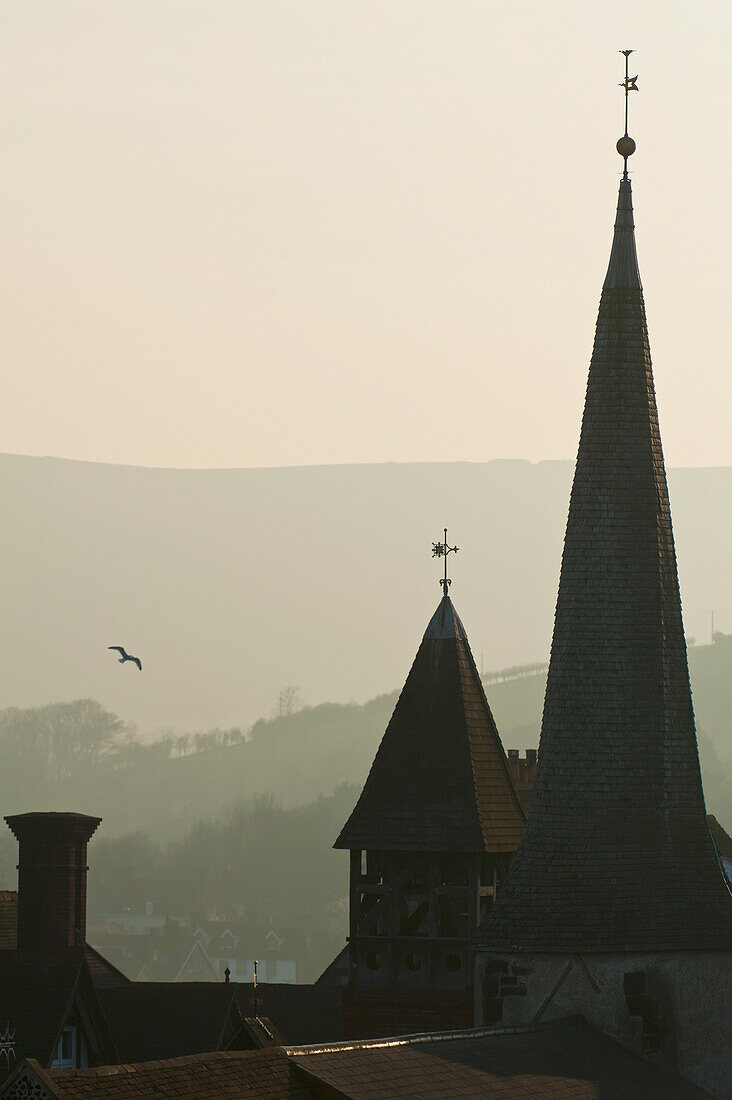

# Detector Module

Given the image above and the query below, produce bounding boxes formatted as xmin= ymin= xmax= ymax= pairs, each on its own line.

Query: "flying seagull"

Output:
xmin=108 ymin=646 xmax=142 ymax=671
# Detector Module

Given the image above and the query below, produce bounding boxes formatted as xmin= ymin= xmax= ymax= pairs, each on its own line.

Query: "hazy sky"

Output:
xmin=2 ymin=1 xmax=731 ymax=469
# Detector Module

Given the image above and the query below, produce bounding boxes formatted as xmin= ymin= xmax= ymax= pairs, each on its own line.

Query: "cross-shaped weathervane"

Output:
xmin=432 ymin=529 xmax=459 ymax=595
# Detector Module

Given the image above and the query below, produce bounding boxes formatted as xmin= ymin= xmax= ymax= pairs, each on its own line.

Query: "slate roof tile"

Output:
xmin=97 ymin=983 xmax=242 ymax=1063
xmin=41 ymin=1049 xmax=312 ymax=1099
xmin=288 ymin=1017 xmax=708 ymax=1098
xmin=16 ymin=1018 xmax=706 ymax=1099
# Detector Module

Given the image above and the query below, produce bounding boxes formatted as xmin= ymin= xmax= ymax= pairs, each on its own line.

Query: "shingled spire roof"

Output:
xmin=335 ymin=594 xmax=526 ymax=853
xmin=476 ymin=177 xmax=732 ymax=954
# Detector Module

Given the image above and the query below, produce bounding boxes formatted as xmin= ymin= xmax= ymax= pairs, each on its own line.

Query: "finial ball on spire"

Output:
xmin=616 ymin=135 xmax=636 ymax=159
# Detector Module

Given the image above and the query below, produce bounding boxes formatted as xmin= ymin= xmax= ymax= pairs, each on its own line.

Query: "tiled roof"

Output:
xmin=0 ymin=945 xmax=343 ymax=1070
xmin=96 ymin=982 xmax=243 ymax=1063
xmin=247 ymin=982 xmax=345 ymax=1045
xmin=0 ymin=953 xmax=112 ymax=1073
xmin=335 ymin=596 xmax=526 ymax=853
xmin=476 ymin=179 xmax=732 ymax=953
xmin=20 ymin=1049 xmax=313 ymax=1099
xmin=5 ymin=1019 xmax=708 ymax=1099
xmin=288 ymin=1018 xmax=709 ymax=1098
xmin=83 ymin=944 xmax=130 ymax=990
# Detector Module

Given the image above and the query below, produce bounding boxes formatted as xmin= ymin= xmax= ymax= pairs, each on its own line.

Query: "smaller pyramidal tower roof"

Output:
xmin=336 ymin=535 xmax=526 ymax=854
xmin=476 ymin=65 xmax=732 ymax=954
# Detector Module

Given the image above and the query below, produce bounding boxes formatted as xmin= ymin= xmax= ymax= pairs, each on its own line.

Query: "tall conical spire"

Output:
xmin=476 ymin=146 xmax=732 ymax=953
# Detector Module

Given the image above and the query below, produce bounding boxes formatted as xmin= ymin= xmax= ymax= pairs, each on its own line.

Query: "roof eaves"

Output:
xmin=284 ymin=1015 xmax=588 ymax=1056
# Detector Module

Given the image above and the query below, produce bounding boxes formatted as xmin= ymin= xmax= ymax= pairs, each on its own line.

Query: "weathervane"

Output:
xmin=617 ymin=49 xmax=638 ymax=178
xmin=431 ymin=529 xmax=459 ymax=596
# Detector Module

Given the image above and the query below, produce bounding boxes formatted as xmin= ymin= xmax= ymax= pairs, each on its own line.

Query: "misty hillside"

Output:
xmin=0 ymin=637 xmax=728 ymax=845
xmin=2 ymin=454 xmax=732 ymax=738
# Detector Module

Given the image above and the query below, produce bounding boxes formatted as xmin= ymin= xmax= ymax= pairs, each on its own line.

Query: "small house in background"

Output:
xmin=90 ymin=913 xmax=302 ymax=984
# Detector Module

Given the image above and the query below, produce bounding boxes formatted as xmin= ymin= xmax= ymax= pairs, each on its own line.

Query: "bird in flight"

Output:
xmin=108 ymin=646 xmax=142 ymax=671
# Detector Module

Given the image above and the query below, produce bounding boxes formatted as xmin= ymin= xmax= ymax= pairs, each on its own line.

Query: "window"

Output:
xmin=274 ymin=960 xmax=296 ymax=983
xmin=61 ymin=1030 xmax=73 ymax=1062
xmin=52 ymin=1026 xmax=76 ymax=1068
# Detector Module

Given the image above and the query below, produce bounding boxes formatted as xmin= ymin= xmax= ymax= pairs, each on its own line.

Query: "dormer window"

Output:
xmin=265 ymin=930 xmax=284 ymax=951
xmin=52 ymin=1024 xmax=88 ymax=1069
xmin=53 ymin=1026 xmax=76 ymax=1068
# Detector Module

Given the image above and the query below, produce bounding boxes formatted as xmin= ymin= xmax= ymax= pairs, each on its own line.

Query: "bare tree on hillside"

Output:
xmin=275 ymin=686 xmax=301 ymax=717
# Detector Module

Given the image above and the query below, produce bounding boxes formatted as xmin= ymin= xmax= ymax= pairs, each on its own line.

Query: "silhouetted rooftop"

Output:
xmin=289 ymin=1017 xmax=709 ymax=1098
xmin=5 ymin=1018 xmax=708 ymax=1098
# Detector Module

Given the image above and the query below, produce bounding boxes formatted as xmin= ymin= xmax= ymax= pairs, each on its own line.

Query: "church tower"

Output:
xmin=474 ymin=57 xmax=732 ymax=1098
xmin=333 ymin=534 xmax=526 ymax=1036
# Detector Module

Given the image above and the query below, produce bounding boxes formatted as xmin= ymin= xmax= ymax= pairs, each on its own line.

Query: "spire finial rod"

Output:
xmin=617 ymin=49 xmax=638 ymax=179
xmin=432 ymin=528 xmax=459 ymax=596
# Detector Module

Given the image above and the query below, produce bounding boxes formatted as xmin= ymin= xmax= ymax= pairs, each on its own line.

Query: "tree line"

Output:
xmin=0 ymin=699 xmax=248 ymax=784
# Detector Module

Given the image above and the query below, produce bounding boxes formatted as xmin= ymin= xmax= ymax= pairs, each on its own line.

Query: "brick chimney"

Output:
xmin=506 ymin=749 xmax=520 ymax=783
xmin=5 ymin=812 xmax=101 ymax=953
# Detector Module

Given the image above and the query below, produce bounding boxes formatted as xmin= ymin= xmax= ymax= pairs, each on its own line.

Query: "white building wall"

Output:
xmin=474 ymin=950 xmax=732 ymax=1098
